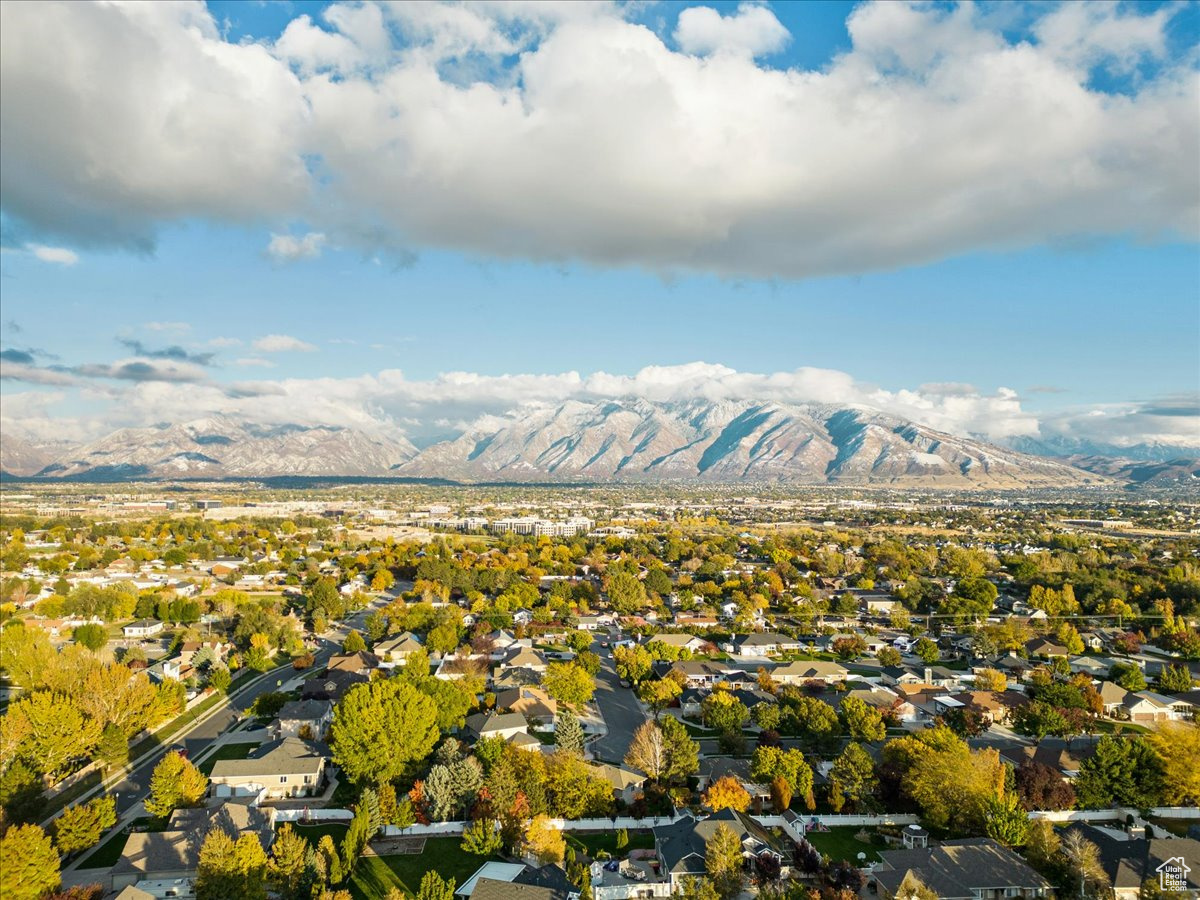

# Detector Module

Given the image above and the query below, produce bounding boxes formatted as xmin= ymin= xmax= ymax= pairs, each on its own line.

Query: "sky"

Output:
xmin=0 ymin=0 xmax=1197 ymax=453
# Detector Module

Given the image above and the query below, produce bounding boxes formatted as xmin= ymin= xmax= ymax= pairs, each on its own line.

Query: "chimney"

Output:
xmin=924 ymin=667 xmax=933 ymax=684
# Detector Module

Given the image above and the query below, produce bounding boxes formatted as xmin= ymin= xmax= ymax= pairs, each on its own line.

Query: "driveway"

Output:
xmin=590 ymin=643 xmax=650 ymax=765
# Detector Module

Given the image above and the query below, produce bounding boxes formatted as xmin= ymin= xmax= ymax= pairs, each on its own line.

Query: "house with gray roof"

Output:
xmin=872 ymin=837 xmax=1051 ymax=899
xmin=209 ymin=737 xmax=326 ymax=799
xmin=272 ymin=698 xmax=333 ymax=739
xmin=653 ymin=809 xmax=790 ymax=891
xmin=1062 ymin=824 xmax=1200 ymax=899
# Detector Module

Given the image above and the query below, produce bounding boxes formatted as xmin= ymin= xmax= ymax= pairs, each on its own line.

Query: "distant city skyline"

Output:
xmin=1 ymin=0 xmax=1197 ymax=451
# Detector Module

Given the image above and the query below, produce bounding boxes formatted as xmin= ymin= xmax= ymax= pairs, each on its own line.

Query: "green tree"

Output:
xmin=52 ymin=795 xmax=116 ymax=856
xmin=1156 ymin=664 xmax=1194 ymax=693
xmin=660 ymin=715 xmax=700 ymax=781
xmin=97 ymin=723 xmax=129 ymax=771
xmin=828 ymin=742 xmax=878 ymax=812
xmin=0 ymin=823 xmax=60 ymax=900
xmin=542 ymin=662 xmax=595 ymax=709
xmin=606 ymin=572 xmax=647 ymax=615
xmin=208 ymin=666 xmax=232 ymax=694
xmin=701 ymin=691 xmax=748 ymax=734
xmin=839 ymin=696 xmax=886 ymax=742
xmin=750 ymin=746 xmax=814 ymax=807
xmin=318 ymin=834 xmax=343 ymax=885
xmin=144 ymin=751 xmax=208 ymax=819
xmin=556 ymin=710 xmax=585 ymax=755
xmin=613 ymin=645 xmax=653 ymax=685
xmin=1074 ymin=735 xmax=1165 ymax=810
xmin=1109 ymin=662 xmax=1147 ymax=692
xmin=342 ymin=630 xmax=367 ymax=653
xmin=330 ymin=679 xmax=439 ymax=786
xmin=705 ymin=823 xmax=744 ymax=900
xmin=196 ymin=829 xmax=267 ymax=900
xmin=877 ymin=646 xmax=902 ymax=667
xmin=913 ymin=637 xmax=939 ymax=664
xmin=461 ymin=818 xmax=503 ymax=855
xmin=984 ymin=792 xmax=1030 ymax=846
xmin=71 ymin=623 xmax=108 ymax=652
xmin=268 ymin=824 xmax=313 ymax=900
xmin=566 ymin=631 xmax=593 ymax=654
xmin=340 ymin=799 xmax=376 ymax=876
xmin=415 ymin=871 xmax=456 ymax=900
xmin=2 ymin=691 xmax=101 ymax=780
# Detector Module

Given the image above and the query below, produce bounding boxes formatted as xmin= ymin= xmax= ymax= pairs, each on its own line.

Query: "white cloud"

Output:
xmin=143 ymin=321 xmax=190 ymax=333
xmin=208 ymin=336 xmax=242 ymax=348
xmin=29 ymin=244 xmax=79 ymax=265
xmin=252 ymin=334 xmax=318 ymax=353
xmin=0 ymin=1 xmax=1195 ymax=278
xmin=234 ymin=357 xmax=276 ymax=368
xmin=265 ymin=231 xmax=327 ymax=262
xmin=674 ymin=3 xmax=791 ymax=57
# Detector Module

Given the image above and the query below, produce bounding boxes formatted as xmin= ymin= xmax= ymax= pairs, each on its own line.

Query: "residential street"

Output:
xmin=590 ymin=642 xmax=650 ymax=765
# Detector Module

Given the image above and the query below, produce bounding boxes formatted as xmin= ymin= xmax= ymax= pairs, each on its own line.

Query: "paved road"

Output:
xmin=590 ymin=643 xmax=650 ymax=765
xmin=105 ymin=595 xmax=391 ymax=817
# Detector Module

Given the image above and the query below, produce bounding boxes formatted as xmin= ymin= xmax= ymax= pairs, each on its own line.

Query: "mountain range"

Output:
xmin=4 ymin=400 xmax=1184 ymax=487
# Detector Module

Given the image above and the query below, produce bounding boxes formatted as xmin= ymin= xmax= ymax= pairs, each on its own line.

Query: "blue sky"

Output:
xmin=0 ymin=0 xmax=1197 ymax=451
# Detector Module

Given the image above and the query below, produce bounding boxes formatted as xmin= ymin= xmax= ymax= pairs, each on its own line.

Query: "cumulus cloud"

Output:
xmin=265 ymin=231 xmax=327 ymax=262
xmin=0 ymin=0 xmax=1194 ymax=279
xmin=674 ymin=3 xmax=791 ymax=57
xmin=234 ymin=357 xmax=277 ymax=368
xmin=252 ymin=334 xmax=318 ymax=353
xmin=144 ymin=321 xmax=190 ymax=333
xmin=29 ymin=244 xmax=78 ymax=265
xmin=116 ymin=338 xmax=214 ymax=365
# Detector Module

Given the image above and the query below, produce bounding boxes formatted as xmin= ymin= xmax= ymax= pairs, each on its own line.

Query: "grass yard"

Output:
xmin=565 ymin=828 xmax=656 ymax=859
xmin=1091 ymin=719 xmax=1151 ymax=734
xmin=1148 ymin=817 xmax=1200 ymax=837
xmin=197 ymin=740 xmax=258 ymax=775
xmin=347 ymin=837 xmax=501 ymax=899
xmin=802 ymin=826 xmax=880 ymax=864
xmin=76 ymin=828 xmax=130 ymax=870
xmin=283 ymin=821 xmax=350 ymax=847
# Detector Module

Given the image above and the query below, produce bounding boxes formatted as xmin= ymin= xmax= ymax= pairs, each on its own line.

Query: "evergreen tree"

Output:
xmin=556 ymin=710 xmax=585 ymax=755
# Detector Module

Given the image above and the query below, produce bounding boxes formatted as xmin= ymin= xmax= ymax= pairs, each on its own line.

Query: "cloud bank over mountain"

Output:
xmin=2 ymin=0 xmax=1195 ymax=279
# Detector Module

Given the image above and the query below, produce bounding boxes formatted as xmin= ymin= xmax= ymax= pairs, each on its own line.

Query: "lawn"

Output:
xmin=197 ymin=740 xmax=257 ymax=775
xmin=565 ymin=828 xmax=655 ymax=859
xmin=283 ymin=821 xmax=350 ymax=848
xmin=1090 ymin=719 xmax=1151 ymax=735
xmin=347 ymin=837 xmax=502 ymax=899
xmin=1148 ymin=817 xmax=1200 ymax=837
xmin=76 ymin=817 xmax=168 ymax=870
xmin=802 ymin=826 xmax=880 ymax=864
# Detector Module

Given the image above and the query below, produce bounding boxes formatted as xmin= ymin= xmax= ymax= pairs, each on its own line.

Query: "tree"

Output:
xmin=614 ymin=643 xmax=652 ymax=686
xmin=318 ymin=835 xmax=343 ymax=885
xmin=1147 ymin=723 xmax=1200 ymax=806
xmin=1015 ymin=760 xmax=1076 ymax=811
xmin=705 ymin=823 xmax=744 ymax=900
xmin=828 ymin=742 xmax=877 ymax=813
xmin=626 ymin=720 xmax=669 ymax=780
xmin=983 ymin=792 xmax=1029 ymax=846
xmin=1156 ymin=664 xmax=1195 ymax=693
xmin=750 ymin=747 xmax=814 ymax=808
xmin=416 ymin=871 xmax=456 ymax=900
xmin=3 ymin=691 xmax=100 ymax=780
xmin=97 ymin=723 xmax=129 ymax=771
xmin=1061 ymin=829 xmax=1110 ymax=899
xmin=1074 ymin=735 xmax=1165 ymax=810
xmin=461 ymin=818 xmax=503 ymax=855
xmin=607 ymin=572 xmax=647 ymax=615
xmin=877 ymin=646 xmax=902 ymax=667
xmin=209 ymin=666 xmax=232 ymax=694
xmin=542 ymin=662 xmax=595 ymax=709
xmin=342 ymin=630 xmax=366 ymax=653
xmin=660 ymin=715 xmax=700 ymax=781
xmin=913 ymin=638 xmax=939 ymax=664
xmin=424 ymin=757 xmax=484 ymax=821
xmin=341 ymin=799 xmax=376 ymax=876
xmin=71 ymin=623 xmax=108 ymax=652
xmin=640 ymin=677 xmax=683 ymax=717
xmin=894 ymin=872 xmax=939 ymax=900
xmin=839 ymin=696 xmax=886 ymax=742
xmin=566 ymin=631 xmax=594 ymax=654
xmin=268 ymin=824 xmax=312 ymax=900
xmin=330 ymin=679 xmax=439 ymax=786
xmin=1024 ymin=818 xmax=1060 ymax=871
xmin=907 ymin=739 xmax=1005 ymax=834
xmin=832 ymin=635 xmax=867 ymax=660
xmin=525 ymin=814 xmax=566 ymax=865
xmin=0 ymin=824 xmax=60 ymax=900
xmin=769 ymin=776 xmax=792 ymax=813
xmin=973 ymin=668 xmax=1007 ymax=692
xmin=195 ymin=829 xmax=268 ymax=900
xmin=556 ymin=710 xmax=585 ymax=755
xmin=701 ymin=691 xmax=748 ymax=734
xmin=52 ymin=796 xmax=116 ymax=856
xmin=702 ymin=776 xmax=750 ymax=813
xmin=1012 ymin=701 xmax=1073 ymax=742
xmin=1109 ymin=662 xmax=1146 ymax=692
xmin=673 ymin=878 xmax=721 ymax=900
xmin=144 ymin=751 xmax=208 ymax=819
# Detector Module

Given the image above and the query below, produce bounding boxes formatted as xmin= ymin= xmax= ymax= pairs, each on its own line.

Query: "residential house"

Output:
xmin=495 ymin=686 xmax=558 ymax=726
xmin=575 ymin=615 xmax=615 ymax=632
xmin=500 ymin=646 xmax=549 ymax=674
xmin=653 ymin=809 xmax=791 ymax=892
xmin=123 ymin=618 xmax=164 ymax=639
xmin=668 ymin=660 xmax=732 ymax=689
xmin=1122 ymin=691 xmax=1193 ymax=723
xmin=871 ymin=838 xmax=1052 ymax=899
xmin=1098 ymin=681 xmax=1130 ymax=716
xmin=589 ymin=762 xmax=646 ymax=805
xmin=373 ymin=632 xmax=424 ymax=665
xmin=1025 ymin=638 xmax=1069 ymax=660
xmin=734 ymin=632 xmax=801 ymax=657
xmin=209 ymin=737 xmax=326 ymax=799
xmin=465 ymin=711 xmax=529 ymax=741
xmin=1060 ymin=825 xmax=1200 ymax=899
xmin=772 ymin=660 xmax=848 ymax=686
xmin=301 ymin=669 xmax=369 ymax=702
xmin=272 ymin=699 xmax=334 ymax=740
xmin=326 ymin=651 xmax=379 ymax=677
xmin=111 ymin=801 xmax=275 ymax=893
xmin=647 ymin=633 xmax=709 ymax=655
xmin=674 ymin=613 xmax=719 ymax=629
